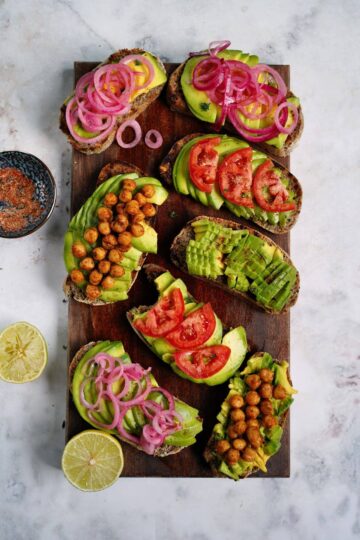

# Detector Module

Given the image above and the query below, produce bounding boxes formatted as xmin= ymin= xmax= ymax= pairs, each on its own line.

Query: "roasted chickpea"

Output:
xmin=85 ymin=284 xmax=101 ymax=300
xmin=97 ymin=206 xmax=113 ymax=222
xmin=229 ymin=395 xmax=244 ymax=409
xmin=101 ymin=276 xmax=115 ymax=290
xmin=242 ymin=447 xmax=257 ymax=462
xmin=134 ymin=192 xmax=147 ymax=206
xmin=117 ymin=244 xmax=131 ymax=253
xmin=232 ymin=438 xmax=247 ymax=451
xmin=110 ymin=264 xmax=125 ymax=278
xmin=92 ymin=247 xmax=107 ymax=261
xmin=111 ymin=217 xmax=128 ymax=234
xmin=119 ymin=189 xmax=132 ymax=203
xmin=132 ymin=211 xmax=145 ymax=224
xmin=142 ymin=202 xmax=156 ymax=217
xmin=79 ymin=257 xmax=95 ymax=272
xmin=245 ymin=406 xmax=260 ymax=419
xmin=72 ymin=241 xmax=87 ymax=259
xmin=142 ymin=184 xmax=155 ymax=198
xmin=273 ymin=384 xmax=287 ymax=400
xmin=225 ymin=448 xmax=240 ymax=466
xmin=246 ymin=428 xmax=263 ymax=449
xmin=89 ymin=270 xmax=102 ymax=286
xmin=260 ymin=399 xmax=274 ymax=416
xmin=98 ymin=221 xmax=111 ymax=236
xmin=245 ymin=391 xmax=261 ymax=406
xmin=215 ymin=439 xmax=231 ymax=455
xmin=125 ymin=200 xmax=140 ymax=215
xmin=259 ymin=383 xmax=273 ymax=399
xmin=104 ymin=192 xmax=118 ymax=207
xmin=116 ymin=203 xmax=126 ymax=215
xmin=130 ymin=224 xmax=145 ymax=237
xmin=83 ymin=227 xmax=99 ymax=245
xmin=70 ymin=269 xmax=85 ymax=284
xmin=122 ymin=179 xmax=137 ymax=191
xmin=98 ymin=260 xmax=111 ymax=274
xmin=230 ymin=409 xmax=245 ymax=422
xmin=246 ymin=419 xmax=260 ymax=429
xmin=227 ymin=426 xmax=238 ymax=439
xmin=233 ymin=420 xmax=247 ymax=435
xmin=118 ymin=231 xmax=133 ymax=246
xmin=259 ymin=368 xmax=274 ymax=383
xmin=262 ymin=415 xmax=277 ymax=429
xmin=245 ymin=374 xmax=262 ymax=390
xmin=108 ymin=249 xmax=123 ymax=264
xmin=102 ymin=234 xmax=118 ymax=250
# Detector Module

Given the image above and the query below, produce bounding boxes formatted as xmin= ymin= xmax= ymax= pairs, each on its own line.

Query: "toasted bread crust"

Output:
xmin=170 ymin=216 xmax=300 ymax=314
xmin=203 ymin=353 xmax=292 ymax=479
xmin=166 ymin=61 xmax=304 ymax=158
xmin=68 ymin=341 xmax=186 ymax=457
xmin=159 ymin=133 xmax=302 ymax=234
xmin=59 ymin=48 xmax=167 ymax=155
xmin=64 ymin=161 xmax=152 ymax=306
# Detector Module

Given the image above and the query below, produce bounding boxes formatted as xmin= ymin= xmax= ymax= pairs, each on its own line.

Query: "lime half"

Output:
xmin=62 ymin=430 xmax=124 ymax=491
xmin=0 ymin=322 xmax=48 ymax=383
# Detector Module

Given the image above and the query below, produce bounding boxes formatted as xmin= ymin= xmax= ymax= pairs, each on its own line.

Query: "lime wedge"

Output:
xmin=0 ymin=322 xmax=48 ymax=383
xmin=62 ymin=430 xmax=124 ymax=491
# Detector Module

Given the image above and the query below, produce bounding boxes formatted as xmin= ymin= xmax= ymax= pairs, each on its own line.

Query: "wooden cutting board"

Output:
xmin=66 ymin=62 xmax=291 ymax=477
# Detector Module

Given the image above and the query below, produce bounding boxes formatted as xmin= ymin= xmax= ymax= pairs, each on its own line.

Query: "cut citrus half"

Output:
xmin=0 ymin=321 xmax=48 ymax=383
xmin=61 ymin=430 xmax=124 ymax=491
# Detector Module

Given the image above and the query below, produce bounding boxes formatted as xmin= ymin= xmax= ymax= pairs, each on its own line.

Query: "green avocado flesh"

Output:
xmin=63 ymin=174 xmax=168 ymax=302
xmin=172 ymin=134 xmax=297 ymax=230
xmin=70 ymin=52 xmax=167 ymax=139
xmin=186 ymin=219 xmax=297 ymax=312
xmin=71 ymin=341 xmax=202 ymax=448
xmin=129 ymin=271 xmax=248 ymax=385
xmin=209 ymin=352 xmax=296 ymax=480
xmin=180 ymin=50 xmax=300 ymax=150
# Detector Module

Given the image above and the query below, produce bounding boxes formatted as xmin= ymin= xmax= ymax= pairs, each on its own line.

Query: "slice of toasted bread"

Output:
xmin=203 ymin=353 xmax=292 ymax=479
xmin=59 ymin=48 xmax=167 ymax=155
xmin=68 ymin=341 xmax=189 ymax=457
xmin=170 ymin=216 xmax=300 ymax=314
xmin=159 ymin=133 xmax=302 ymax=234
xmin=63 ymin=161 xmax=153 ymax=306
xmin=166 ymin=61 xmax=304 ymax=158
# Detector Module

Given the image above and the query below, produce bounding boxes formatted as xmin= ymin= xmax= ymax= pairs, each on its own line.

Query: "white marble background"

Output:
xmin=0 ymin=0 xmax=359 ymax=538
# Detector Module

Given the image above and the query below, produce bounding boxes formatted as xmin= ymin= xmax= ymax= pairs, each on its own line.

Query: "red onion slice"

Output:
xmin=274 ymin=101 xmax=299 ymax=135
xmin=144 ymin=129 xmax=163 ymax=149
xmin=116 ymin=120 xmax=142 ymax=148
xmin=120 ymin=54 xmax=155 ymax=90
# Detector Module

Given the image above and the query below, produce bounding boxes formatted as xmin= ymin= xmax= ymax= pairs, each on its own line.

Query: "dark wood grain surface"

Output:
xmin=66 ymin=62 xmax=291 ymax=477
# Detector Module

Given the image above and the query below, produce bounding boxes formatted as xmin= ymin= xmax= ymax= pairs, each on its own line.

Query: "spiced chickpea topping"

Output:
xmin=89 ymin=270 xmax=102 ymax=286
xmin=102 ymin=234 xmax=118 ymax=250
xmin=142 ymin=203 xmax=156 ymax=217
xmin=132 ymin=211 xmax=145 ymax=224
xmin=116 ymin=203 xmax=126 ymax=215
xmin=245 ymin=374 xmax=262 ymax=390
xmin=98 ymin=221 xmax=111 ymax=236
xmin=122 ymin=179 xmax=137 ymax=192
xmin=108 ymin=249 xmax=123 ymax=263
xmin=103 ymin=192 xmax=118 ymax=207
xmin=246 ymin=419 xmax=260 ymax=429
xmin=225 ymin=448 xmax=240 ymax=466
xmin=215 ymin=439 xmax=231 ymax=455
xmin=228 ymin=395 xmax=244 ymax=409
xmin=98 ymin=260 xmax=111 ymax=274
xmin=232 ymin=438 xmax=247 ymax=451
xmin=110 ymin=264 xmax=125 ymax=278
xmin=119 ymin=189 xmax=132 ymax=203
xmin=70 ymin=269 xmax=85 ymax=284
xmin=241 ymin=447 xmax=257 ymax=462
xmin=246 ymin=428 xmax=263 ymax=449
xmin=273 ymin=384 xmax=287 ymax=400
xmin=262 ymin=415 xmax=277 ymax=429
xmin=233 ymin=420 xmax=247 ymax=435
xmin=97 ymin=206 xmax=113 ymax=222
xmin=245 ymin=405 xmax=260 ymax=419
xmin=227 ymin=426 xmax=238 ymax=439
xmin=118 ymin=231 xmax=133 ymax=246
xmin=245 ymin=391 xmax=261 ymax=406
xmin=142 ymin=184 xmax=155 ymax=198
xmin=130 ymin=224 xmax=145 ymax=237
xmin=259 ymin=383 xmax=273 ymax=399
xmin=79 ymin=257 xmax=95 ymax=272
xmin=72 ymin=241 xmax=87 ymax=259
xmin=83 ymin=227 xmax=99 ymax=244
xmin=230 ymin=409 xmax=245 ymax=422
xmin=260 ymin=399 xmax=273 ymax=416
xmin=85 ymin=284 xmax=101 ymax=300
xmin=134 ymin=192 xmax=147 ymax=206
xmin=125 ymin=200 xmax=140 ymax=215
xmin=259 ymin=368 xmax=274 ymax=383
xmin=92 ymin=247 xmax=107 ymax=261
xmin=101 ymin=276 xmax=115 ymax=290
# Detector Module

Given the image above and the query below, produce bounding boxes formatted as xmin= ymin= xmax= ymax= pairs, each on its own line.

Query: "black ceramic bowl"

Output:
xmin=0 ymin=151 xmax=56 ymax=238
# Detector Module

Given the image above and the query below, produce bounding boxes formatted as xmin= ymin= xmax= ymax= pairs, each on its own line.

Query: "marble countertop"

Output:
xmin=0 ymin=0 xmax=359 ymax=538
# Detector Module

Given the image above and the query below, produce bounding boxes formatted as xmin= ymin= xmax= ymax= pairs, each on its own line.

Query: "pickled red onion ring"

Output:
xmin=116 ymin=119 xmax=142 ymax=149
xmin=274 ymin=101 xmax=299 ymax=135
xmin=120 ymin=54 xmax=155 ymax=90
xmin=144 ymin=129 xmax=163 ymax=149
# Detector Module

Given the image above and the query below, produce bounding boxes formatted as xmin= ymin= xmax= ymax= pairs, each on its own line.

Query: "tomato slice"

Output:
xmin=189 ymin=137 xmax=221 ymax=193
xmin=174 ymin=345 xmax=231 ymax=379
xmin=166 ymin=303 xmax=216 ymax=350
xmin=252 ymin=159 xmax=296 ymax=212
xmin=133 ymin=288 xmax=185 ymax=337
xmin=217 ymin=147 xmax=254 ymax=207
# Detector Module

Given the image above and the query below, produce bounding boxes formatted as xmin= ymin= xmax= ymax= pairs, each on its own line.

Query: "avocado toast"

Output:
xmin=204 ymin=352 xmax=296 ymax=479
xmin=166 ymin=43 xmax=304 ymax=158
xmin=69 ymin=340 xmax=203 ymax=457
xmin=159 ymin=133 xmax=302 ymax=234
xmin=170 ymin=216 xmax=300 ymax=314
xmin=60 ymin=48 xmax=167 ymax=155
xmin=127 ymin=264 xmax=248 ymax=386
xmin=63 ymin=161 xmax=168 ymax=305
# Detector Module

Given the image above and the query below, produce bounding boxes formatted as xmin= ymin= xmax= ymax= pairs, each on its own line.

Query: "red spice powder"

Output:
xmin=0 ymin=167 xmax=42 ymax=233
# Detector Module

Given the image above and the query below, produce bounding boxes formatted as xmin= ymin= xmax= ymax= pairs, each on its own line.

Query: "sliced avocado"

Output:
xmin=64 ymin=231 xmax=77 ymax=272
xmin=204 ymin=314 xmax=223 ymax=347
xmin=274 ymin=361 xmax=297 ymax=395
xmin=152 ymin=338 xmax=176 ymax=357
xmin=154 ymin=271 xmax=175 ymax=294
xmin=99 ymin=290 xmax=129 ymax=302
xmin=161 ymin=277 xmax=188 ymax=300
xmin=145 ymin=185 xmax=169 ymax=205
xmin=207 ymin=182 xmax=224 ymax=210
xmin=131 ymin=223 xmax=157 ymax=253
